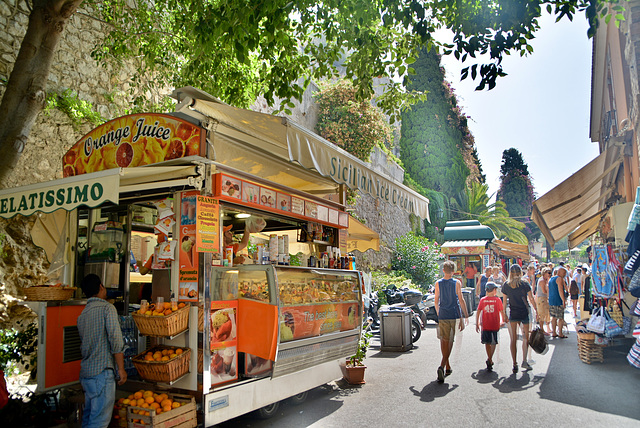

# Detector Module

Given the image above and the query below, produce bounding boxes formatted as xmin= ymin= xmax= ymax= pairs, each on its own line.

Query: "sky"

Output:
xmin=436 ymin=12 xmax=600 ymax=199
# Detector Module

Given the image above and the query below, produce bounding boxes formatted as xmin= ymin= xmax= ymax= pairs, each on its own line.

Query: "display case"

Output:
xmin=207 ymin=265 xmax=362 ymax=386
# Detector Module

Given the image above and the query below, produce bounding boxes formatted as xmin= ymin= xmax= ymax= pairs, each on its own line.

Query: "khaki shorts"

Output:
xmin=437 ymin=319 xmax=458 ymax=342
xmin=536 ymin=296 xmax=550 ymax=323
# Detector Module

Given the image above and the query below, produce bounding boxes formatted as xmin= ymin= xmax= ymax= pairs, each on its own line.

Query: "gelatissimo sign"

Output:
xmin=0 ymin=170 xmax=120 ymax=218
xmin=287 ymin=128 xmax=430 ymax=220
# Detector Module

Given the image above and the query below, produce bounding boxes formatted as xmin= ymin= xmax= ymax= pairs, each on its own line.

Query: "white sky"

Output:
xmin=437 ymin=12 xmax=600 ymax=199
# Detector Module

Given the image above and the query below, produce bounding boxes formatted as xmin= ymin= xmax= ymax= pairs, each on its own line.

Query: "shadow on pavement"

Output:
xmin=538 ymin=336 xmax=640 ymax=420
xmin=471 ymin=369 xmax=500 ymax=384
xmin=491 ymin=371 xmax=544 ymax=393
xmin=409 ymin=381 xmax=459 ymax=402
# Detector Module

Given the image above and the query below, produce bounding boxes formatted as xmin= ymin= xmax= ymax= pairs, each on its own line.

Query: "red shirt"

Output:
xmin=464 ymin=265 xmax=477 ymax=279
xmin=477 ymin=296 xmax=504 ymax=331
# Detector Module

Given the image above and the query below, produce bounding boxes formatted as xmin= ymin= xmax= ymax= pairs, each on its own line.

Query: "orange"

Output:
xmin=143 ymin=390 xmax=153 ymax=398
xmin=150 ymin=402 xmax=160 ymax=410
xmin=175 ymin=348 xmax=183 ymax=355
xmin=154 ymin=394 xmax=164 ymax=403
xmin=163 ymin=405 xmax=172 ymax=412
xmin=134 ymin=391 xmax=143 ymax=399
xmin=127 ymin=394 xmax=135 ymax=400
xmin=161 ymin=349 xmax=169 ymax=356
xmin=160 ymin=399 xmax=172 ymax=408
xmin=145 ymin=396 xmax=155 ymax=404
xmin=161 ymin=356 xmax=170 ymax=361
xmin=172 ymin=401 xmax=181 ymax=408
xmin=132 ymin=409 xmax=139 ymax=415
xmin=164 ymin=309 xmax=172 ymax=316
xmin=141 ymin=403 xmax=149 ymax=408
xmin=136 ymin=398 xmax=146 ymax=406
xmin=144 ymin=354 xmax=154 ymax=361
xmin=118 ymin=398 xmax=125 ymax=404
xmin=178 ymin=302 xmax=186 ymax=308
xmin=163 ymin=302 xmax=171 ymax=309
xmin=170 ymin=353 xmax=177 ymax=359
xmin=122 ymin=399 xmax=130 ymax=405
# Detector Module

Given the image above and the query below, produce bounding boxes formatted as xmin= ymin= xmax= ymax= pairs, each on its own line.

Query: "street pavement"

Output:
xmin=219 ymin=310 xmax=640 ymax=427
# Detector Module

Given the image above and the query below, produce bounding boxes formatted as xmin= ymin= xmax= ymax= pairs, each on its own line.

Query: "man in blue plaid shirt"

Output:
xmin=77 ymin=274 xmax=127 ymax=428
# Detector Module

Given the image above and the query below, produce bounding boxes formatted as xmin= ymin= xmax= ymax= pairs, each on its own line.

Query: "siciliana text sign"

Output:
xmin=0 ymin=169 xmax=121 ymax=218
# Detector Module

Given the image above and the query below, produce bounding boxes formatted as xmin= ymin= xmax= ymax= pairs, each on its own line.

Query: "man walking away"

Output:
xmin=477 ymin=266 xmax=492 ymax=300
xmin=434 ymin=261 xmax=469 ymax=383
xmin=548 ymin=267 xmax=568 ymax=338
xmin=77 ymin=274 xmax=127 ymax=428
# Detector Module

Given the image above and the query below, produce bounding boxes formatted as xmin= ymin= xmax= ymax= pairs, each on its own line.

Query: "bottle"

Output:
xmin=139 ymin=299 xmax=149 ymax=314
xmin=322 ymin=252 xmax=329 ymax=268
xmin=171 ymin=298 xmax=178 ymax=311
xmin=157 ymin=296 xmax=164 ymax=309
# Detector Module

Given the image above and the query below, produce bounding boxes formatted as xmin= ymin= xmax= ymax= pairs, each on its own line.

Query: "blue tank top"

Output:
xmin=548 ymin=275 xmax=563 ymax=306
xmin=437 ymin=278 xmax=460 ymax=320
xmin=479 ymin=274 xmax=489 ymax=298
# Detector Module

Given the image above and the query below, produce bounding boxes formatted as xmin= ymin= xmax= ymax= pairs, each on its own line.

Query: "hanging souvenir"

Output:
xmin=591 ymin=246 xmax=615 ymax=298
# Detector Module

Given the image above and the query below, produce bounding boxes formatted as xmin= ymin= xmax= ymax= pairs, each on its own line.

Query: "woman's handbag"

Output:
xmin=587 ymin=306 xmax=606 ymax=334
xmin=529 ymin=325 xmax=548 ymax=354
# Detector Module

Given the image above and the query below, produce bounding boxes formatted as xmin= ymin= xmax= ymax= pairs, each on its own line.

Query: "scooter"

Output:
xmin=419 ymin=293 xmax=439 ymax=324
xmin=364 ymin=291 xmax=381 ymax=333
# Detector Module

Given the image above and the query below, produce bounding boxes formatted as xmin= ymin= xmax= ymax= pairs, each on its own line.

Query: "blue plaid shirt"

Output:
xmin=77 ymin=297 xmax=124 ymax=379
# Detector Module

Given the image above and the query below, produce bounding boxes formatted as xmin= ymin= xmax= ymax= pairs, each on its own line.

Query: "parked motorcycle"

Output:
xmin=419 ymin=292 xmax=439 ymax=324
xmin=364 ymin=291 xmax=381 ymax=333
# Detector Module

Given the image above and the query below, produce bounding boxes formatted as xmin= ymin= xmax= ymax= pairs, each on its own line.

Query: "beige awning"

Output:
xmin=490 ymin=239 xmax=530 ymax=260
xmin=567 ymin=209 xmax=607 ymax=248
xmin=347 ymin=217 xmax=380 ymax=252
xmin=173 ymin=87 xmax=430 ymax=220
xmin=532 ymin=144 xmax=624 ymax=248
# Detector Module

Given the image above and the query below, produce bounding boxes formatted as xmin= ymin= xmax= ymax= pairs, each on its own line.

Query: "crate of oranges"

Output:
xmin=132 ymin=345 xmax=191 ymax=383
xmin=132 ymin=301 xmax=190 ymax=337
xmin=123 ymin=391 xmax=196 ymax=428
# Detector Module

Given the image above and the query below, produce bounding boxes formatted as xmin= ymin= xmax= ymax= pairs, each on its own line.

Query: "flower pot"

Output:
xmin=343 ymin=364 xmax=366 ymax=385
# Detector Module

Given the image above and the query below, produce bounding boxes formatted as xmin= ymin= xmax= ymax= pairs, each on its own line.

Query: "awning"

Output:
xmin=490 ymin=239 xmax=530 ymax=260
xmin=441 ymin=239 xmax=488 ymax=255
xmin=567 ymin=209 xmax=607 ymax=249
xmin=173 ymin=87 xmax=430 ymax=220
xmin=0 ymin=162 xmax=205 ymax=219
xmin=347 ymin=217 xmax=380 ymax=252
xmin=531 ymin=144 xmax=624 ymax=248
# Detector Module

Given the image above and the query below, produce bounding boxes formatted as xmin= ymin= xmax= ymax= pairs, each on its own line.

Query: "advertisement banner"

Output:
xmin=279 ymin=302 xmax=359 ymax=342
xmin=178 ymin=190 xmax=199 ymax=302
xmin=62 ymin=113 xmax=205 ymax=177
xmin=196 ymin=195 xmax=220 ymax=253
xmin=210 ymin=301 xmax=238 ymax=385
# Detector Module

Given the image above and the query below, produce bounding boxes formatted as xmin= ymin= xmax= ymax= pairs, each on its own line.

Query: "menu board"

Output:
xmin=210 ymin=301 xmax=238 ymax=385
xmin=220 ymin=175 xmax=242 ymax=200
xmin=277 ymin=193 xmax=291 ymax=212
xmin=242 ymin=182 xmax=260 ymax=204
xmin=195 ymin=196 xmax=220 ymax=253
xmin=260 ymin=188 xmax=276 ymax=208
xmin=317 ymin=205 xmax=329 ymax=222
xmin=291 ymin=196 xmax=304 ymax=215
xmin=305 ymin=201 xmax=317 ymax=218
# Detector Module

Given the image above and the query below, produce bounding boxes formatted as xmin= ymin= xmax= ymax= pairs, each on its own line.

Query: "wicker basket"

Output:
xmin=577 ymin=337 xmax=604 ymax=364
xmin=132 ymin=345 xmax=191 ymax=383
xmin=24 ymin=286 xmax=75 ymax=301
xmin=132 ymin=305 xmax=189 ymax=337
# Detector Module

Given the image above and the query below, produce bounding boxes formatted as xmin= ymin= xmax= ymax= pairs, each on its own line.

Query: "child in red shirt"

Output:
xmin=476 ymin=282 xmax=505 ymax=372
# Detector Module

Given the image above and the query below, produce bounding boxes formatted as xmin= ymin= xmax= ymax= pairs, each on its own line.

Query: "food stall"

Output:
xmin=0 ymin=87 xmax=430 ymax=426
xmin=441 ymin=220 xmax=496 ymax=279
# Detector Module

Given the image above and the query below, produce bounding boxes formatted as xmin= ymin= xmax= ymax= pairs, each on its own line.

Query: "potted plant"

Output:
xmin=343 ymin=331 xmax=371 ymax=384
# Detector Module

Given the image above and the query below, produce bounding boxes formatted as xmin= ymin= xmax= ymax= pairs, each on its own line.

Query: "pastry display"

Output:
xmin=278 ymin=279 xmax=358 ymax=305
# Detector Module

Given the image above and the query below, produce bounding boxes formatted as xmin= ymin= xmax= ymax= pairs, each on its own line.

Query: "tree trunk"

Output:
xmin=0 ymin=0 xmax=84 ymax=187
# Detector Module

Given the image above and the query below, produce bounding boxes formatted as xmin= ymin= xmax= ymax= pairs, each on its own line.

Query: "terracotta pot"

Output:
xmin=343 ymin=364 xmax=366 ymax=384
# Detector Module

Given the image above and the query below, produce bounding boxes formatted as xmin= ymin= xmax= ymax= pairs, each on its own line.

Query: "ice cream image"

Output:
xmin=181 ymin=236 xmax=195 ymax=266
xmin=222 ymin=347 xmax=235 ymax=373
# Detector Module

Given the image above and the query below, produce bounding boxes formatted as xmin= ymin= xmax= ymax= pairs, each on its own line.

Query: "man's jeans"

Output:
xmin=80 ymin=369 xmax=115 ymax=428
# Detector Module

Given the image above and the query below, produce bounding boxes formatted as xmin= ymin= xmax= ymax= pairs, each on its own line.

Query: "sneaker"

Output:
xmin=486 ymin=359 xmax=493 ymax=372
xmin=512 ymin=364 xmax=519 ymax=374
xmin=521 ymin=361 xmax=532 ymax=371
xmin=437 ymin=366 xmax=445 ymax=383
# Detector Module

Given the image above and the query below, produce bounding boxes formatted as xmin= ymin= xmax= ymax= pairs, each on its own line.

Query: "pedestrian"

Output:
xmin=501 ymin=264 xmax=537 ymax=373
xmin=476 ymin=282 xmax=505 ymax=372
xmin=536 ymin=267 xmax=552 ymax=335
xmin=549 ymin=267 xmax=568 ymax=338
xmin=476 ymin=265 xmax=492 ymax=300
xmin=491 ymin=265 xmax=506 ymax=299
xmin=77 ymin=274 xmax=127 ymax=428
xmin=569 ymin=267 xmax=582 ymax=317
xmin=434 ymin=260 xmax=469 ymax=383
xmin=464 ymin=262 xmax=478 ymax=289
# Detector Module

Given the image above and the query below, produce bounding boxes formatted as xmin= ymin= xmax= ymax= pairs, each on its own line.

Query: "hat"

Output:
xmin=485 ymin=282 xmax=498 ymax=292
xmin=223 ymin=224 xmax=233 ymax=232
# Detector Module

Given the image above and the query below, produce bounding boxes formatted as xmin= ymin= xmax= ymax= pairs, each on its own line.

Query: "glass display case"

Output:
xmin=208 ymin=265 xmax=362 ymax=382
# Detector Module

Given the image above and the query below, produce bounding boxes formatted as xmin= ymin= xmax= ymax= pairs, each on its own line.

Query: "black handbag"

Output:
xmin=529 ymin=326 xmax=548 ymax=354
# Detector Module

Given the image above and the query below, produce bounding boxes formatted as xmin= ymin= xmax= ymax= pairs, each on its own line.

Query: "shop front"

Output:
xmin=1 ymin=89 xmax=430 ymax=425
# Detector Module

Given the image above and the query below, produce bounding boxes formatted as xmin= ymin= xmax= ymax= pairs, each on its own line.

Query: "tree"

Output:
xmin=453 ymin=181 xmax=528 ymax=244
xmin=497 ymin=148 xmax=540 ymax=241
xmin=0 ymin=0 xmax=619 ymax=184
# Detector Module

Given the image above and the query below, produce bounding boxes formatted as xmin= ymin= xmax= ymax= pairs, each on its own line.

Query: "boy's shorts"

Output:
xmin=437 ymin=319 xmax=458 ymax=342
xmin=481 ymin=330 xmax=499 ymax=345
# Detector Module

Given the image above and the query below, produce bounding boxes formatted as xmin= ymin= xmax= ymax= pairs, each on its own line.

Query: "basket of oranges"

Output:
xmin=121 ymin=390 xmax=196 ymax=428
xmin=132 ymin=345 xmax=191 ymax=383
xmin=132 ymin=302 xmax=190 ymax=337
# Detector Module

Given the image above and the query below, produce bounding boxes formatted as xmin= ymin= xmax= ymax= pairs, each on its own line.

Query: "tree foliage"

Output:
xmin=400 ymin=48 xmax=471 ymax=197
xmin=315 ymin=80 xmax=392 ymax=161
xmin=497 ymin=148 xmax=539 ymax=240
xmin=0 ymin=0 xmax=623 ymax=184
xmin=392 ymin=232 xmax=444 ymax=287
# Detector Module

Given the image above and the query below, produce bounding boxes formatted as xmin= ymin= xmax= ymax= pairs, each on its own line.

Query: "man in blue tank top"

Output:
xmin=434 ymin=260 xmax=469 ymax=383
xmin=548 ymin=267 xmax=568 ymax=338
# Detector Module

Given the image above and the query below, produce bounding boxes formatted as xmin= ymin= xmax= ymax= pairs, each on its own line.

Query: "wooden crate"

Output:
xmin=577 ymin=337 xmax=604 ymax=364
xmin=127 ymin=394 xmax=196 ymax=428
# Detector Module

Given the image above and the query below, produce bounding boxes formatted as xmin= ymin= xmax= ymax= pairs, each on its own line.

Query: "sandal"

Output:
xmin=445 ymin=369 xmax=453 ymax=377
xmin=558 ymin=335 xmax=568 ymax=339
xmin=512 ymin=364 xmax=519 ymax=374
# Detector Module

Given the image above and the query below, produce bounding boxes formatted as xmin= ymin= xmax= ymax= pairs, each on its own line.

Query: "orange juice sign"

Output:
xmin=62 ymin=113 xmax=204 ymax=177
xmin=196 ymin=196 xmax=220 ymax=253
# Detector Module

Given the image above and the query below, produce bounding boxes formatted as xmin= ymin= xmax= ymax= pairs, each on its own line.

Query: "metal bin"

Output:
xmin=380 ymin=307 xmax=412 ymax=352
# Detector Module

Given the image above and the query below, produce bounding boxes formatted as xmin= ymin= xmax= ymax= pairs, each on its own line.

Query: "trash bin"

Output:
xmin=461 ymin=289 xmax=474 ymax=316
xmin=380 ymin=307 xmax=412 ymax=352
